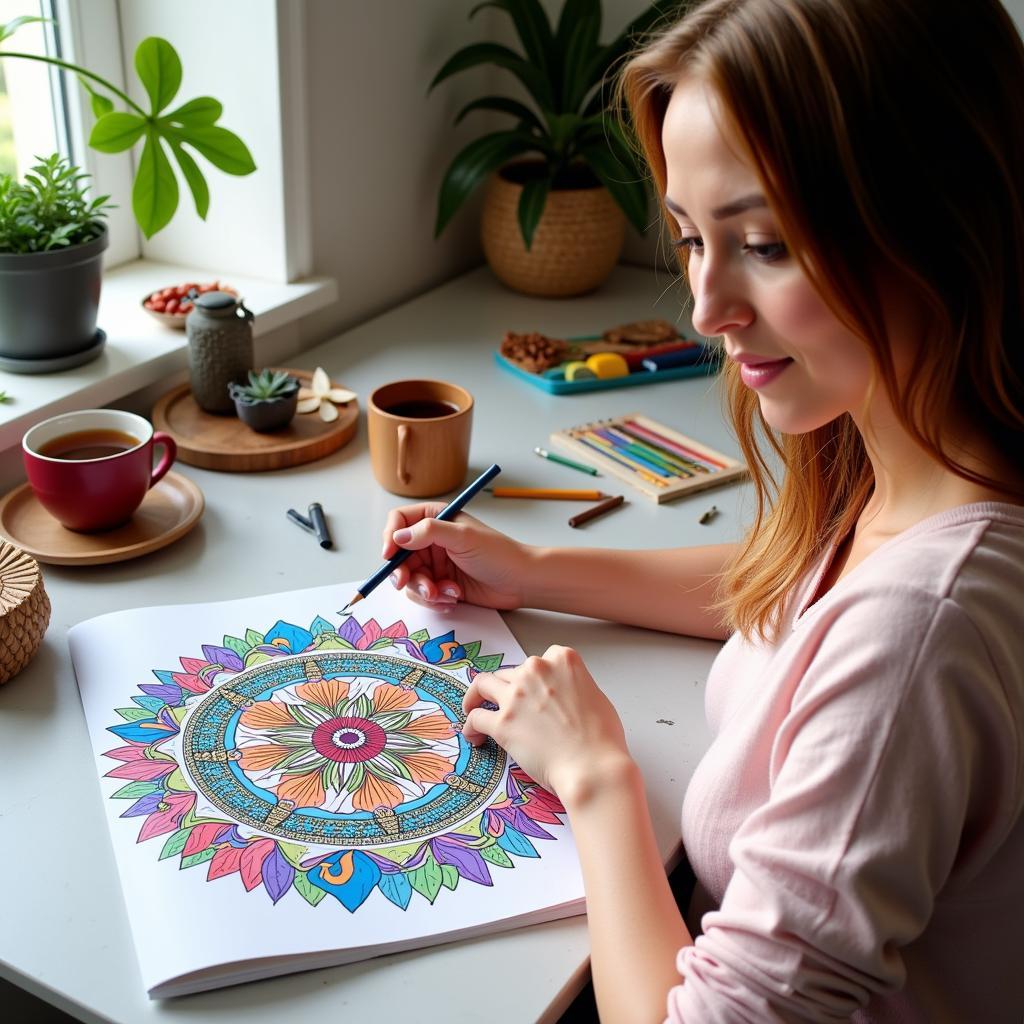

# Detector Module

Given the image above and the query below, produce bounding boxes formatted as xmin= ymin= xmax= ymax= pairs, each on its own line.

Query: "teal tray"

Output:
xmin=494 ymin=347 xmax=721 ymax=395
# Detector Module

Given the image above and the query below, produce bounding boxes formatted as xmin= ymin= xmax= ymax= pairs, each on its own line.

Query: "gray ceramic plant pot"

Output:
xmin=0 ymin=225 xmax=108 ymax=372
xmin=231 ymin=386 xmax=299 ymax=433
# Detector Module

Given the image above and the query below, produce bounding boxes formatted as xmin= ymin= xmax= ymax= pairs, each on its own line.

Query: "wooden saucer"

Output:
xmin=0 ymin=472 xmax=204 ymax=566
xmin=152 ymin=368 xmax=358 ymax=472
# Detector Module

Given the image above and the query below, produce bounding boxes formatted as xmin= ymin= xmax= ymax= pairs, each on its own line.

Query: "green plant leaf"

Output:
xmin=163 ymin=96 xmax=222 ymax=125
xmin=134 ymin=36 xmax=182 ymax=114
xmin=77 ymin=76 xmax=115 ymax=118
xmin=560 ymin=12 xmax=602 ymax=112
xmin=454 ymin=96 xmax=542 ymax=134
xmin=89 ymin=111 xmax=146 ymax=153
xmin=133 ymin=129 xmax=179 ymax=239
xmin=429 ymin=42 xmax=552 ymax=112
xmin=517 ymin=174 xmax=550 ymax=250
xmin=0 ymin=15 xmax=49 ymax=44
xmin=173 ymin=124 xmax=256 ymax=176
xmin=470 ymin=0 xmax=554 ymax=84
xmin=555 ymin=0 xmax=601 ymax=60
xmin=580 ymin=139 xmax=649 ymax=234
xmin=435 ymin=130 xmax=541 ymax=237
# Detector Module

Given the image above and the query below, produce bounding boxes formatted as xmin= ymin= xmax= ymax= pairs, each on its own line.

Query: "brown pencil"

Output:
xmin=568 ymin=494 xmax=625 ymax=528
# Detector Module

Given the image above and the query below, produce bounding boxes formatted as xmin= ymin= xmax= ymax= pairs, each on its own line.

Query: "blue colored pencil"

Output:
xmin=341 ymin=463 xmax=502 ymax=610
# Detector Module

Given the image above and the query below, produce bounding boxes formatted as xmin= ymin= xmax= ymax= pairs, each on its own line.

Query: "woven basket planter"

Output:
xmin=0 ymin=540 xmax=51 ymax=685
xmin=481 ymin=167 xmax=626 ymax=298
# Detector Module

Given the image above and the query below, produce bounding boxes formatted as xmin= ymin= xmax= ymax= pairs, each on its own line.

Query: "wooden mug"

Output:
xmin=367 ymin=380 xmax=473 ymax=497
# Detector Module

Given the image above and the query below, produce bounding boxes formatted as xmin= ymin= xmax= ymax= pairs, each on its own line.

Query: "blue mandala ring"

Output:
xmin=180 ymin=650 xmax=506 ymax=847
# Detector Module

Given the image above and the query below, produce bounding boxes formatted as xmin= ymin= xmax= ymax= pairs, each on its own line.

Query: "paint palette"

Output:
xmin=550 ymin=413 xmax=748 ymax=503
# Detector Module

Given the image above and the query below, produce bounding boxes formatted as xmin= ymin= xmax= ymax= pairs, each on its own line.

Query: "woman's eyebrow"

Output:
xmin=664 ymin=193 xmax=768 ymax=220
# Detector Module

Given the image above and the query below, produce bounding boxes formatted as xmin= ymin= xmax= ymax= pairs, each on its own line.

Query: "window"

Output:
xmin=0 ymin=0 xmax=67 ymax=179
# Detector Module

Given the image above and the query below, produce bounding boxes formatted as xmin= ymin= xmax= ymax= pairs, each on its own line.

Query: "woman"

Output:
xmin=382 ymin=0 xmax=1024 ymax=1019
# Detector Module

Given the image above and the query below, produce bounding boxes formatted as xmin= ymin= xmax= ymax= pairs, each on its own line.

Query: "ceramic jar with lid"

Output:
xmin=185 ymin=290 xmax=254 ymax=414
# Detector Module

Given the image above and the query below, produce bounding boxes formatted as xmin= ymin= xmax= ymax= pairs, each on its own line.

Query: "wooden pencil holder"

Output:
xmin=550 ymin=412 xmax=748 ymax=504
xmin=0 ymin=539 xmax=51 ymax=684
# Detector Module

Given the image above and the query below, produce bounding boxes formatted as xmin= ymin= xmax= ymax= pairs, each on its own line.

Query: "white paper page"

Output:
xmin=68 ymin=582 xmax=585 ymax=998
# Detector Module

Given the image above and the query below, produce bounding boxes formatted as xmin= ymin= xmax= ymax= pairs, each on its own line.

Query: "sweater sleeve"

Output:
xmin=667 ymin=594 xmax=1018 ymax=1023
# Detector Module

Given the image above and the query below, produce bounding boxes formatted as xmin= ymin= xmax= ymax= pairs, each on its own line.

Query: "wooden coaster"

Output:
xmin=0 ymin=472 xmax=205 ymax=566
xmin=152 ymin=368 xmax=358 ymax=472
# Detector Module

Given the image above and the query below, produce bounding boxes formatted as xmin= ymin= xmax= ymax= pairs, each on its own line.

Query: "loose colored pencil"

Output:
xmin=568 ymin=494 xmax=625 ymax=528
xmin=572 ymin=434 xmax=669 ymax=487
xmin=488 ymin=487 xmax=606 ymax=500
xmin=533 ymin=446 xmax=599 ymax=476
xmin=621 ymin=420 xmax=726 ymax=471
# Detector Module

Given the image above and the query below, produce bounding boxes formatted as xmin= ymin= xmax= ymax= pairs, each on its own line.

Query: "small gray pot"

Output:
xmin=0 ymin=226 xmax=108 ymax=370
xmin=230 ymin=386 xmax=299 ymax=433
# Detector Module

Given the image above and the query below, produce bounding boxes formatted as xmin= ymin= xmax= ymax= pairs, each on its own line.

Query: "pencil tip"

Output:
xmin=341 ymin=593 xmax=363 ymax=615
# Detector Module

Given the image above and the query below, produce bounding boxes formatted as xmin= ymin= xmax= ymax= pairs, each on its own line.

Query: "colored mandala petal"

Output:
xmin=400 ymin=713 xmax=455 ymax=740
xmin=275 ymin=769 xmax=327 ymax=809
xmin=262 ymin=845 xmax=295 ymax=905
xmin=351 ymin=769 xmax=405 ymax=812
xmin=237 ymin=743 xmax=291 ymax=772
xmin=397 ymin=750 xmax=456 ymax=785
xmin=238 ymin=701 xmax=296 ymax=730
xmin=370 ymin=682 xmax=418 ymax=715
xmin=309 ymin=851 xmax=381 ymax=912
xmin=294 ymin=677 xmax=350 ymax=712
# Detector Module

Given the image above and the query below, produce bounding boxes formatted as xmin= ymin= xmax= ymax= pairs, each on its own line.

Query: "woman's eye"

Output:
xmin=742 ymin=241 xmax=787 ymax=262
xmin=673 ymin=236 xmax=704 ymax=256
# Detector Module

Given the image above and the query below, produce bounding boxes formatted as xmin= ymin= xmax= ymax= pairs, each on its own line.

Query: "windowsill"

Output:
xmin=0 ymin=259 xmax=338 ymax=452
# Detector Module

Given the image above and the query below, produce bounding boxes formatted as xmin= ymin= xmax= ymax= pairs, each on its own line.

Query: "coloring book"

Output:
xmin=68 ymin=582 xmax=585 ymax=998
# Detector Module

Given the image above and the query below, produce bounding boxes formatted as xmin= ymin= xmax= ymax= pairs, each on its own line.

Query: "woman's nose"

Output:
xmin=689 ymin=258 xmax=754 ymax=338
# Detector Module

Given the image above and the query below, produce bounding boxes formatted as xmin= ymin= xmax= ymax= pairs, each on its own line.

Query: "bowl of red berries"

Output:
xmin=141 ymin=281 xmax=237 ymax=328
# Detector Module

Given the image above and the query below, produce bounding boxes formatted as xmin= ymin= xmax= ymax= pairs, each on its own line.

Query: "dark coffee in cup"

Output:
xmin=38 ymin=429 xmax=141 ymax=461
xmin=383 ymin=400 xmax=459 ymax=419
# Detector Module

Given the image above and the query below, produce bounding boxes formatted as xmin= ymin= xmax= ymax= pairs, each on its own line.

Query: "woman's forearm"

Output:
xmin=519 ymin=543 xmax=736 ymax=640
xmin=561 ymin=757 xmax=692 ymax=1024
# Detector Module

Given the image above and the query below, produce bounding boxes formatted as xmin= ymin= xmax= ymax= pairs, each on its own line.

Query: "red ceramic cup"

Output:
xmin=22 ymin=409 xmax=177 ymax=532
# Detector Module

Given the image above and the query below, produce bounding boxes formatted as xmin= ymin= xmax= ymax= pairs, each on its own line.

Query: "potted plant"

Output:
xmin=0 ymin=16 xmax=255 ymax=371
xmin=229 ymin=369 xmax=300 ymax=433
xmin=431 ymin=0 xmax=680 ymax=297
xmin=0 ymin=154 xmax=113 ymax=371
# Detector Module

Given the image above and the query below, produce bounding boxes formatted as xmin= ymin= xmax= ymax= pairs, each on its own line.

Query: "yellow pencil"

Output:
xmin=486 ymin=487 xmax=607 ymax=500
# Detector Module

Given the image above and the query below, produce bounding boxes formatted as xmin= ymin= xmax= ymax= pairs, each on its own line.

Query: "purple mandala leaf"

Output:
xmin=263 ymin=846 xmax=296 ymax=904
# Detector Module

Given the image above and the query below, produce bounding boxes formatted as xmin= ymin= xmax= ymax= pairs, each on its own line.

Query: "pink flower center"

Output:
xmin=311 ymin=716 xmax=386 ymax=763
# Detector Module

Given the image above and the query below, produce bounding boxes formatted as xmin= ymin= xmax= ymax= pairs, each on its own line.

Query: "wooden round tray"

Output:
xmin=152 ymin=368 xmax=358 ymax=472
xmin=0 ymin=472 xmax=204 ymax=566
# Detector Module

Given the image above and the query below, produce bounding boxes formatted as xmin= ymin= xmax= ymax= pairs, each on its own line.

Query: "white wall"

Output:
xmin=297 ymin=0 xmax=661 ymax=348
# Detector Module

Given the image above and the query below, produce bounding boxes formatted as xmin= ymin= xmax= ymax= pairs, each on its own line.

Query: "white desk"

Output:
xmin=0 ymin=266 xmax=749 ymax=1024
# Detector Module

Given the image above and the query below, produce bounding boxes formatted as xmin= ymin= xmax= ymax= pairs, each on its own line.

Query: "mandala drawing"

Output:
xmin=103 ymin=612 xmax=568 ymax=911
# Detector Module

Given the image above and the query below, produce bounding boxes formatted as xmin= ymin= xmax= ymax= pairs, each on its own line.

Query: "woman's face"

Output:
xmin=662 ymin=79 xmax=880 ymax=435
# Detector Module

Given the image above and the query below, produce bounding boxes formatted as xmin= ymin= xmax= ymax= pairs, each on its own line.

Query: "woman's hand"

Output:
xmin=462 ymin=645 xmax=633 ymax=802
xmin=381 ymin=504 xmax=531 ymax=610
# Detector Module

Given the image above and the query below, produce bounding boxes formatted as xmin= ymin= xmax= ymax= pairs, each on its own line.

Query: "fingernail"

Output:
xmin=443 ymin=587 xmax=458 ymax=598
xmin=417 ymin=584 xmax=429 ymax=599
xmin=390 ymin=573 xmax=399 ymax=588
xmin=393 ymin=528 xmax=412 ymax=545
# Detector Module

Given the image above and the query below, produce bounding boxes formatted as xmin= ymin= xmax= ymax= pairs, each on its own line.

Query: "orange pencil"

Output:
xmin=486 ymin=487 xmax=606 ymax=500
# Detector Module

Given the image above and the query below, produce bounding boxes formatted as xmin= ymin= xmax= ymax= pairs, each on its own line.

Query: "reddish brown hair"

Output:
xmin=620 ymin=0 xmax=1024 ymax=640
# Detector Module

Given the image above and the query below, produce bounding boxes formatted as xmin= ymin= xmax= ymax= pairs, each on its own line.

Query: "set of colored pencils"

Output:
xmin=571 ymin=419 xmax=725 ymax=489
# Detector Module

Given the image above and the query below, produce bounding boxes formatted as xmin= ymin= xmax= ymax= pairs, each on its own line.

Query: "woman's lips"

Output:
xmin=738 ymin=357 xmax=794 ymax=389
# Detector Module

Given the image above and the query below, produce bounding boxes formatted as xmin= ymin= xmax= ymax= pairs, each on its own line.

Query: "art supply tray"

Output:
xmin=550 ymin=413 xmax=748 ymax=503
xmin=495 ymin=348 xmax=719 ymax=395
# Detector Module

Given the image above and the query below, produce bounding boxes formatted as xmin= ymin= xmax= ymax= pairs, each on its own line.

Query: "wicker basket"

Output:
xmin=0 ymin=540 xmax=51 ymax=685
xmin=481 ymin=168 xmax=626 ymax=298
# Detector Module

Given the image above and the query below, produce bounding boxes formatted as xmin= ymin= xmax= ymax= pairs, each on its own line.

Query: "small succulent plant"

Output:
xmin=228 ymin=369 xmax=299 ymax=404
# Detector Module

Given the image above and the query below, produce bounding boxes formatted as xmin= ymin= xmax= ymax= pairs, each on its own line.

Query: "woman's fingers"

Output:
xmin=463 ymin=670 xmax=513 ymax=714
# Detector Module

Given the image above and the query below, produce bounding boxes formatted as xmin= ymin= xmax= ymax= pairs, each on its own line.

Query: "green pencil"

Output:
xmin=534 ymin=446 xmax=600 ymax=476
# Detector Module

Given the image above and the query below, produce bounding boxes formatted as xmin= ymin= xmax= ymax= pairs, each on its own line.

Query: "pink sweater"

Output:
xmin=671 ymin=503 xmax=1024 ymax=1023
